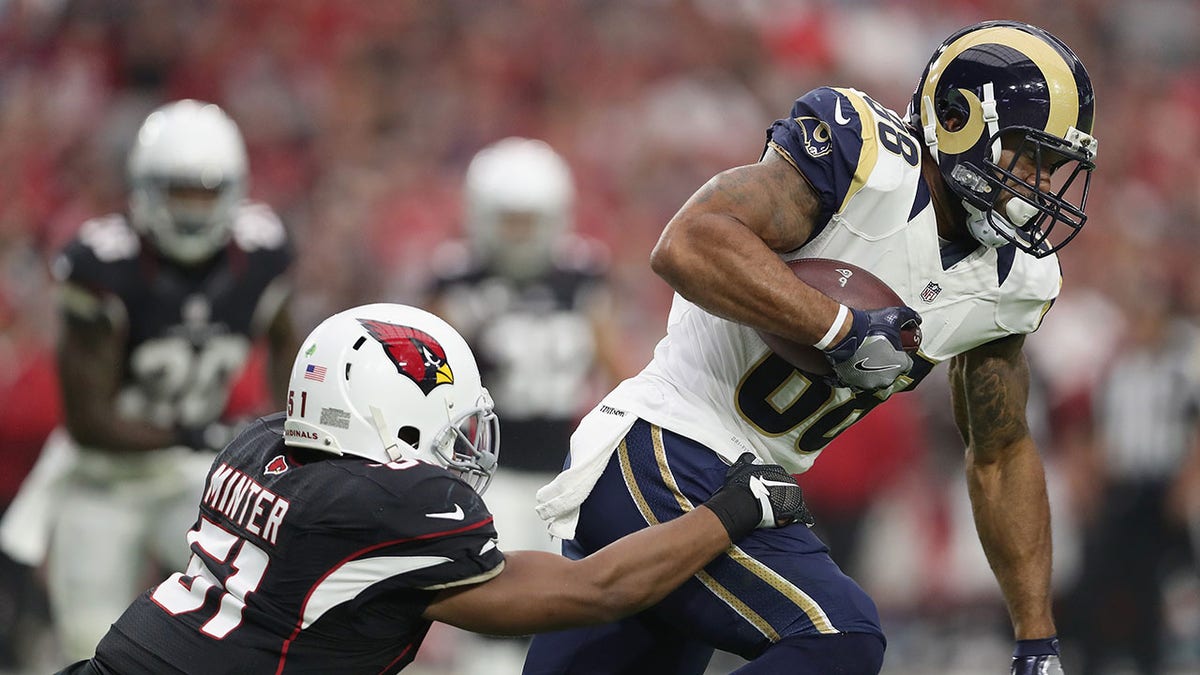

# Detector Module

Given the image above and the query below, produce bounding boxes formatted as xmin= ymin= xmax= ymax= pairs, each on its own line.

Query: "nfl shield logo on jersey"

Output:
xmin=265 ymin=455 xmax=289 ymax=475
xmin=921 ymin=281 xmax=942 ymax=303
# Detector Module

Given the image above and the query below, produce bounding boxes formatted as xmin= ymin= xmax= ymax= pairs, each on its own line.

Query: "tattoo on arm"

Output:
xmin=949 ymin=334 xmax=1031 ymax=459
xmin=681 ymin=151 xmax=822 ymax=254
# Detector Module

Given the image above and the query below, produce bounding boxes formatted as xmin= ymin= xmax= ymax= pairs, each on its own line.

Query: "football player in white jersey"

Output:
xmin=526 ymin=21 xmax=1096 ymax=675
xmin=0 ymin=100 xmax=299 ymax=664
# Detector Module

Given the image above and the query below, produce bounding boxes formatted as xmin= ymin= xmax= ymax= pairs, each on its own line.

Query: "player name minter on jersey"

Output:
xmin=202 ymin=463 xmax=291 ymax=545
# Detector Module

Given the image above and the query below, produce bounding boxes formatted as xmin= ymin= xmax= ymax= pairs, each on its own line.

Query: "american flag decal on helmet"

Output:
xmin=921 ymin=281 xmax=943 ymax=303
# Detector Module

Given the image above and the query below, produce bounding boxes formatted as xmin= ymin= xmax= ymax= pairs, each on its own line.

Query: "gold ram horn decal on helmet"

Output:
xmin=934 ymin=89 xmax=986 ymax=156
xmin=922 ymin=25 xmax=1081 ymax=153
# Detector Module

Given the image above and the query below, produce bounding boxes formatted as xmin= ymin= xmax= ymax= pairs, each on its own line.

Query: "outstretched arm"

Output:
xmin=422 ymin=454 xmax=808 ymax=635
xmin=423 ymin=505 xmax=729 ymax=635
xmin=949 ymin=334 xmax=1056 ymax=640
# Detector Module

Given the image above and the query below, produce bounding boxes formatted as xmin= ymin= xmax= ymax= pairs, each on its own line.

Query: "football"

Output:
xmin=757 ymin=258 xmax=922 ymax=375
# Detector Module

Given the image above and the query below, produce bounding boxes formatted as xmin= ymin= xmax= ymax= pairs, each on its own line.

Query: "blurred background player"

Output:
xmin=0 ymin=99 xmax=297 ymax=666
xmin=424 ymin=137 xmax=629 ymax=673
xmin=1062 ymin=269 xmax=1200 ymax=674
xmin=428 ymin=137 xmax=628 ymax=552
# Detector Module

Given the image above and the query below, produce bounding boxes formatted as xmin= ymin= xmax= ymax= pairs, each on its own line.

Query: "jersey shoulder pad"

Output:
xmin=53 ymin=214 xmax=141 ymax=313
xmin=345 ymin=461 xmax=503 ymax=590
xmin=996 ymin=248 xmax=1062 ymax=334
xmin=231 ymin=202 xmax=293 ymax=288
xmin=429 ymin=239 xmax=484 ymax=287
xmin=766 ymin=87 xmax=920 ymax=226
xmin=341 ymin=459 xmax=495 ymax=536
xmin=231 ymin=201 xmax=290 ymax=254
xmin=60 ymin=214 xmax=141 ymax=273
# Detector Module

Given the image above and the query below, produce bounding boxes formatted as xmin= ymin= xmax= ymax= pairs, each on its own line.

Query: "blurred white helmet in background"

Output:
xmin=127 ymin=99 xmax=248 ymax=265
xmin=464 ymin=137 xmax=574 ymax=278
xmin=284 ymin=303 xmax=499 ymax=493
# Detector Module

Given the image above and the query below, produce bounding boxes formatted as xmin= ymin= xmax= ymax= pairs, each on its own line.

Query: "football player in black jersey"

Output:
xmin=56 ymin=303 xmax=809 ymax=675
xmin=429 ymin=136 xmax=626 ymax=548
xmin=0 ymin=100 xmax=297 ymax=664
xmin=426 ymin=137 xmax=629 ymax=671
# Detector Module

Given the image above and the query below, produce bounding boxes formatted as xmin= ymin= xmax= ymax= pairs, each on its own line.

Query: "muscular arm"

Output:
xmin=649 ymin=151 xmax=849 ymax=345
xmin=57 ymin=313 xmax=176 ymax=453
xmin=949 ymin=334 xmax=1056 ymax=640
xmin=422 ymin=505 xmax=729 ymax=635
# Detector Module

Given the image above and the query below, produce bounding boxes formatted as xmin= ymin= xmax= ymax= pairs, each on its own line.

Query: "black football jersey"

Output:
xmin=429 ymin=237 xmax=609 ymax=471
xmin=90 ymin=413 xmax=505 ymax=674
xmin=52 ymin=204 xmax=292 ymax=430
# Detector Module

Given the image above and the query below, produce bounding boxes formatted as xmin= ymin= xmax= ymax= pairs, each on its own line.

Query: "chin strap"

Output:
xmin=981 ymin=81 xmax=1001 ymax=162
xmin=921 ymin=95 xmax=939 ymax=162
xmin=963 ymin=203 xmax=1015 ymax=249
xmin=369 ymin=405 xmax=405 ymax=462
xmin=963 ymin=198 xmax=1040 ymax=250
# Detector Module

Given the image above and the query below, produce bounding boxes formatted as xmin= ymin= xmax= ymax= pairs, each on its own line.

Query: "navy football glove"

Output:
xmin=704 ymin=452 xmax=814 ymax=540
xmin=824 ymin=306 xmax=920 ymax=392
xmin=1011 ymin=637 xmax=1064 ymax=675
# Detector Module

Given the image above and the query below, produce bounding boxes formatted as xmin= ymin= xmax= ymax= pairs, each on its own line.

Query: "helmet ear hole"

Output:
xmin=940 ymin=90 xmax=969 ymax=129
xmin=942 ymin=110 xmax=966 ymax=132
xmin=397 ymin=426 xmax=421 ymax=450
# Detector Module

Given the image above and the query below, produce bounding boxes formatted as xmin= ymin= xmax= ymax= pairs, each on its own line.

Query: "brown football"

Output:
xmin=757 ymin=258 xmax=922 ymax=375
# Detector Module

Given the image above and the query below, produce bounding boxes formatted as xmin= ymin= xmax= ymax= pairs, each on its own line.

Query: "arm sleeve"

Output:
xmin=764 ymin=87 xmax=872 ymax=241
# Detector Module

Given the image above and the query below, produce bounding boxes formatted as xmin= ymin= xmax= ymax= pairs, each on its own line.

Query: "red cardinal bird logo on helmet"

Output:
xmin=357 ymin=318 xmax=454 ymax=396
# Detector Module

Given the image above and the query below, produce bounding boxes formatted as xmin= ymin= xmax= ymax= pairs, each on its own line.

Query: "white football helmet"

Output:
xmin=127 ymin=99 xmax=248 ymax=265
xmin=464 ymin=137 xmax=574 ymax=278
xmin=284 ymin=303 xmax=499 ymax=493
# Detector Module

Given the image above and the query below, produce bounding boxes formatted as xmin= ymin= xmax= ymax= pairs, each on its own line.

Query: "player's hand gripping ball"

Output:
xmin=757 ymin=258 xmax=921 ymax=376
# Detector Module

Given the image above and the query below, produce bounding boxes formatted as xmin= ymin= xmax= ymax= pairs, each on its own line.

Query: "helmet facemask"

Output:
xmin=429 ymin=401 xmax=500 ymax=494
xmin=130 ymin=176 xmax=245 ymax=265
xmin=954 ymin=126 xmax=1097 ymax=257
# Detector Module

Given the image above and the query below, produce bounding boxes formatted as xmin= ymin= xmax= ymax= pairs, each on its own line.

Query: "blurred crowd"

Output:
xmin=1 ymin=0 xmax=1198 ymax=673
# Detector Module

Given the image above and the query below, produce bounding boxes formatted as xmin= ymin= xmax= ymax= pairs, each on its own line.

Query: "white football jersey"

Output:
xmin=536 ymin=87 xmax=1060 ymax=536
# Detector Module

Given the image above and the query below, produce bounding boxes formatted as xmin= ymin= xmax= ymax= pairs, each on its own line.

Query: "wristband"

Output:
xmin=702 ymin=487 xmax=761 ymax=541
xmin=813 ymin=304 xmax=849 ymax=351
xmin=1013 ymin=636 xmax=1059 ymax=657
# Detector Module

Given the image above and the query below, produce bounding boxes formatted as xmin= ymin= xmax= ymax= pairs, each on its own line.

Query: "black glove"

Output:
xmin=174 ymin=421 xmax=237 ymax=453
xmin=703 ymin=452 xmax=814 ymax=541
xmin=823 ymin=305 xmax=921 ymax=392
xmin=1010 ymin=637 xmax=1063 ymax=675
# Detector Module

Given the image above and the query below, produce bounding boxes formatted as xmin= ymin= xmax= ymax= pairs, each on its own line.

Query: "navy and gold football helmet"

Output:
xmin=908 ymin=21 xmax=1097 ymax=257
